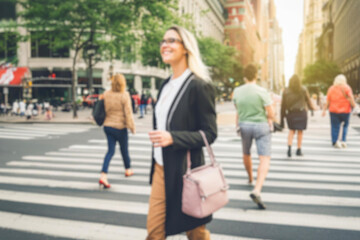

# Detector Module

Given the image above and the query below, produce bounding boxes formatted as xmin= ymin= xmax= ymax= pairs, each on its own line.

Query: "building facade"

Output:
xmin=0 ymin=0 xmax=226 ymax=103
xmin=268 ymin=0 xmax=284 ymax=92
xmin=295 ymin=0 xmax=327 ymax=78
xmin=224 ymin=0 xmax=283 ymax=91
xmin=332 ymin=0 xmax=360 ymax=93
xmin=179 ymin=0 xmax=226 ymax=42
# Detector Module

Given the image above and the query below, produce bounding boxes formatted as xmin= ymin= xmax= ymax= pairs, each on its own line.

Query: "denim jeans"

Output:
xmin=102 ymin=126 xmax=131 ymax=173
xmin=140 ymin=104 xmax=146 ymax=117
xmin=329 ymin=112 xmax=350 ymax=145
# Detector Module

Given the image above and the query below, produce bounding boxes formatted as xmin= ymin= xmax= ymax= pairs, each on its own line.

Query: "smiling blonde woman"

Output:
xmin=146 ymin=26 xmax=216 ymax=240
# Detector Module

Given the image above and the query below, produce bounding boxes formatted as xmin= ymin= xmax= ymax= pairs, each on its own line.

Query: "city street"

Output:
xmin=0 ymin=104 xmax=359 ymax=239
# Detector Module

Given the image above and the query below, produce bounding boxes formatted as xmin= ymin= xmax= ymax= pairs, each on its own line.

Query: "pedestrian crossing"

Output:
xmin=0 ymin=124 xmax=360 ymax=239
xmin=0 ymin=124 xmax=95 ymax=140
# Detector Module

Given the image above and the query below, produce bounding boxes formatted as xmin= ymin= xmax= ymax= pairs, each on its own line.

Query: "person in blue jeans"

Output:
xmin=322 ymin=74 xmax=355 ymax=148
xmin=100 ymin=74 xmax=136 ymax=189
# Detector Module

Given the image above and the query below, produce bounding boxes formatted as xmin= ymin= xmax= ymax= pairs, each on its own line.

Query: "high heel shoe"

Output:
xmin=125 ymin=169 xmax=134 ymax=177
xmin=99 ymin=179 xmax=111 ymax=189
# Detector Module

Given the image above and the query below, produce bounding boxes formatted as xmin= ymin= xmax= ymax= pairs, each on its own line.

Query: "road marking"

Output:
xmin=1 ymin=167 xmax=359 ymax=192
xmin=0 ymin=190 xmax=359 ymax=231
xmin=0 ymin=176 xmax=359 ymax=207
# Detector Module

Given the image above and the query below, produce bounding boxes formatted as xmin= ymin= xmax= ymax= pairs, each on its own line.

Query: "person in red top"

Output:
xmin=322 ymin=74 xmax=356 ymax=148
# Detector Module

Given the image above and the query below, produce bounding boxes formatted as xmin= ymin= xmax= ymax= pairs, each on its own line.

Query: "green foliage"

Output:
xmin=303 ymin=60 xmax=341 ymax=93
xmin=198 ymin=37 xmax=243 ymax=96
xmin=138 ymin=0 xmax=193 ymax=67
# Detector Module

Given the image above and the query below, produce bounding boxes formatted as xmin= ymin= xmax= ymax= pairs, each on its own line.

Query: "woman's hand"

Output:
xmin=149 ymin=130 xmax=173 ymax=148
xmin=321 ymin=110 xmax=326 ymax=117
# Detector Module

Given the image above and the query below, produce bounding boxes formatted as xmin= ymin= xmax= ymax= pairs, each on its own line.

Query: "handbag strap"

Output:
xmin=186 ymin=130 xmax=216 ymax=174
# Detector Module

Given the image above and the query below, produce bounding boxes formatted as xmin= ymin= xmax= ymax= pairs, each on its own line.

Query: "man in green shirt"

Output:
xmin=232 ymin=63 xmax=274 ymax=209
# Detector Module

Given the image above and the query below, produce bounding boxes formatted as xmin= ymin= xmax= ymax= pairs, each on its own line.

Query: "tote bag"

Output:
xmin=182 ymin=130 xmax=229 ymax=218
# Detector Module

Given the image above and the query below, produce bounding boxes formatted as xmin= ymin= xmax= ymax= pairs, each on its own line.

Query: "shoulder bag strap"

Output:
xmin=186 ymin=130 xmax=216 ymax=174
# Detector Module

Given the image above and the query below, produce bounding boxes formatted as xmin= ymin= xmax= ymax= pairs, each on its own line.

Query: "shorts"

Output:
xmin=239 ymin=122 xmax=271 ymax=156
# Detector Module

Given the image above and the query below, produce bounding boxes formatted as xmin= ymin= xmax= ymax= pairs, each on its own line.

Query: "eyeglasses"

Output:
xmin=159 ymin=38 xmax=183 ymax=47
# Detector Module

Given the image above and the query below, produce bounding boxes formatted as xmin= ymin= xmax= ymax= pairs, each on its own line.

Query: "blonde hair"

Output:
xmin=333 ymin=74 xmax=347 ymax=86
xmin=167 ymin=26 xmax=210 ymax=82
xmin=111 ymin=73 xmax=126 ymax=93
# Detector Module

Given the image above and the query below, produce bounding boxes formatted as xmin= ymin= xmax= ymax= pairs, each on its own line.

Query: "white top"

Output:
xmin=154 ymin=69 xmax=191 ymax=166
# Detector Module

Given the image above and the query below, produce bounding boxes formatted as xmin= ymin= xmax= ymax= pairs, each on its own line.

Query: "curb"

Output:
xmin=0 ymin=120 xmax=95 ymax=125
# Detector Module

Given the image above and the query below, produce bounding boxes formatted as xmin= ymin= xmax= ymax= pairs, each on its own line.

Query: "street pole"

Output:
xmin=88 ymin=54 xmax=93 ymax=95
xmin=3 ymin=87 xmax=8 ymax=112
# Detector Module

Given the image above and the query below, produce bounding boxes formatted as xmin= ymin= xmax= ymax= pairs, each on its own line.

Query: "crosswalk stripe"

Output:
xmin=0 ymin=211 xmax=255 ymax=240
xmin=21 ymin=155 xmax=360 ymax=175
xmin=1 ymin=168 xmax=359 ymax=192
xmin=0 ymin=135 xmax=32 ymax=140
xmin=45 ymin=151 xmax=360 ymax=167
xmin=9 ymin=159 xmax=360 ymax=184
xmin=68 ymin=143 xmax=360 ymax=154
xmin=93 ymin=137 xmax=360 ymax=147
xmin=0 ymin=176 xmax=359 ymax=207
xmin=7 ymin=160 xmax=360 ymax=183
xmin=0 ymin=130 xmax=47 ymax=137
xmin=55 ymin=147 xmax=360 ymax=162
xmin=0 ymin=211 xmax=147 ymax=240
xmin=0 ymin=190 xmax=359 ymax=232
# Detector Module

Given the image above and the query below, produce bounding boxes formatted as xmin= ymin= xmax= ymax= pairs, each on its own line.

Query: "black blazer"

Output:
xmin=149 ymin=73 xmax=217 ymax=236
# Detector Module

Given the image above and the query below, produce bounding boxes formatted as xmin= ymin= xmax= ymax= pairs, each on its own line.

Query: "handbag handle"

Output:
xmin=186 ymin=130 xmax=216 ymax=174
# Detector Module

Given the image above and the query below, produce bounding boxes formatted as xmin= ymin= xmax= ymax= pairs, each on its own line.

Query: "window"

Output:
xmin=239 ymin=8 xmax=245 ymax=15
xmin=124 ymin=74 xmax=135 ymax=90
xmin=0 ymin=1 xmax=16 ymax=20
xmin=0 ymin=32 xmax=17 ymax=61
xmin=142 ymin=76 xmax=151 ymax=89
xmin=31 ymin=32 xmax=70 ymax=58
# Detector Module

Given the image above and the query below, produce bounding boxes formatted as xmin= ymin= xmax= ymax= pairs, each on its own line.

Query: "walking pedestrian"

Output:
xmin=139 ymin=92 xmax=147 ymax=118
xmin=322 ymin=74 xmax=355 ymax=148
xmin=11 ymin=100 xmax=19 ymax=116
xmin=99 ymin=73 xmax=136 ymax=189
xmin=280 ymin=75 xmax=314 ymax=157
xmin=19 ymin=100 xmax=26 ymax=117
xmin=232 ymin=63 xmax=274 ymax=210
xmin=147 ymin=25 xmax=217 ymax=239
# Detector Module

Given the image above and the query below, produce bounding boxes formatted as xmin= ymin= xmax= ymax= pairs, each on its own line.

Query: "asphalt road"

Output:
xmin=0 ymin=110 xmax=359 ymax=240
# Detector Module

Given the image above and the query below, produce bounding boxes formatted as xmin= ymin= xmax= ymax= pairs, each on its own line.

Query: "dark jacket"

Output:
xmin=149 ymin=73 xmax=217 ymax=236
xmin=280 ymin=87 xmax=313 ymax=126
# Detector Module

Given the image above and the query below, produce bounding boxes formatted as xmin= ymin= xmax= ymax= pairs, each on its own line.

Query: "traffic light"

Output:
xmin=28 ymin=81 xmax=32 ymax=87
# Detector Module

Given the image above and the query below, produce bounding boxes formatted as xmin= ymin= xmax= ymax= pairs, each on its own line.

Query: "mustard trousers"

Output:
xmin=146 ymin=163 xmax=211 ymax=240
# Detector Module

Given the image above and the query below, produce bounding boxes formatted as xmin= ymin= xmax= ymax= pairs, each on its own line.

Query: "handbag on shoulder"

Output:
xmin=92 ymin=99 xmax=105 ymax=126
xmin=182 ymin=130 xmax=229 ymax=219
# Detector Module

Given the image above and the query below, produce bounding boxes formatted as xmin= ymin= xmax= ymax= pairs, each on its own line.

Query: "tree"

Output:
xmin=138 ymin=1 xmax=192 ymax=68
xmin=303 ymin=60 xmax=341 ymax=93
xmin=16 ymin=0 xmax=135 ymax=118
xmin=198 ymin=37 xmax=243 ymax=99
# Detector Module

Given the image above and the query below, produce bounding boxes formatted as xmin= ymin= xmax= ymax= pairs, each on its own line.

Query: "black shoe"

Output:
xmin=296 ymin=149 xmax=303 ymax=156
xmin=250 ymin=193 xmax=266 ymax=210
xmin=287 ymin=148 xmax=291 ymax=157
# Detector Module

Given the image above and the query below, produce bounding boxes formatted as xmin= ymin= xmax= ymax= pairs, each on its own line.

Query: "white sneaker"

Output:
xmin=341 ymin=141 xmax=347 ymax=148
xmin=334 ymin=141 xmax=342 ymax=148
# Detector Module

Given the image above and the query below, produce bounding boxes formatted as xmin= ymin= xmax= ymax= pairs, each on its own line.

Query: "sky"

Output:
xmin=273 ymin=0 xmax=304 ymax=84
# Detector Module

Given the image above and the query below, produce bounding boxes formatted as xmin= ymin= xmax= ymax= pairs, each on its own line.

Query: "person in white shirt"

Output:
xmin=146 ymin=26 xmax=217 ymax=240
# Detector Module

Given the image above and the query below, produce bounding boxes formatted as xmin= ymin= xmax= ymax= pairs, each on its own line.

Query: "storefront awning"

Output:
xmin=0 ymin=67 xmax=30 ymax=86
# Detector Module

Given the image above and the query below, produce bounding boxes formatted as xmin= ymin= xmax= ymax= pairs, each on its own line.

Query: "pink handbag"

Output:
xmin=182 ymin=130 xmax=229 ymax=218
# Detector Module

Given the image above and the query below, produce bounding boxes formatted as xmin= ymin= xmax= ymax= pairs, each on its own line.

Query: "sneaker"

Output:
xmin=250 ymin=192 xmax=266 ymax=210
xmin=341 ymin=141 xmax=347 ymax=148
xmin=333 ymin=141 xmax=342 ymax=148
